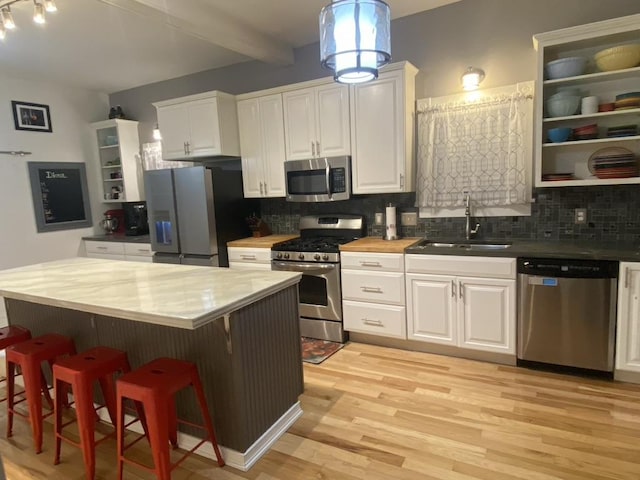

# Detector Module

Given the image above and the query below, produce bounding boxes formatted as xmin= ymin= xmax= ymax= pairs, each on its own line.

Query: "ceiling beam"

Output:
xmin=96 ymin=0 xmax=295 ymax=66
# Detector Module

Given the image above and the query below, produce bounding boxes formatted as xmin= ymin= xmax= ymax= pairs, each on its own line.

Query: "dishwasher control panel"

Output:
xmin=517 ymin=258 xmax=618 ymax=279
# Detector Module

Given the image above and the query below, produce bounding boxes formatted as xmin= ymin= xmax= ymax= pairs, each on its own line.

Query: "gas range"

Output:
xmin=271 ymin=215 xmax=365 ymax=263
xmin=270 ymin=214 xmax=365 ymax=343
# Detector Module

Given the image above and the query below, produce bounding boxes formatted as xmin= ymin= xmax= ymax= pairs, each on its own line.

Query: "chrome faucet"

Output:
xmin=464 ymin=192 xmax=480 ymax=240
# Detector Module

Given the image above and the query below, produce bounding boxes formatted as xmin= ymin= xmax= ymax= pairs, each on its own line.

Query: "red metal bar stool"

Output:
xmin=52 ymin=346 xmax=132 ymax=480
xmin=0 ymin=325 xmax=32 ymax=402
xmin=116 ymin=357 xmax=225 ymax=480
xmin=6 ymin=333 xmax=76 ymax=453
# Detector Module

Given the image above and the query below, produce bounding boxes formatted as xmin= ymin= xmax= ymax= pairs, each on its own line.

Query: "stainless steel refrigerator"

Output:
xmin=144 ymin=163 xmax=257 ymax=267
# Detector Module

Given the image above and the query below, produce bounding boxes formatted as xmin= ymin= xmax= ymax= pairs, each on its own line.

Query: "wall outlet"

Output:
xmin=575 ymin=208 xmax=587 ymax=225
xmin=401 ymin=212 xmax=418 ymax=226
xmin=374 ymin=212 xmax=384 ymax=226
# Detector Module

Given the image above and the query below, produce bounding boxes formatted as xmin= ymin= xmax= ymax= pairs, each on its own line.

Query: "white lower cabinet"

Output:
xmin=616 ymin=262 xmax=640 ymax=375
xmin=227 ymin=247 xmax=272 ymax=270
xmin=341 ymin=252 xmax=406 ymax=339
xmin=406 ymin=255 xmax=516 ymax=355
xmin=84 ymin=240 xmax=153 ymax=263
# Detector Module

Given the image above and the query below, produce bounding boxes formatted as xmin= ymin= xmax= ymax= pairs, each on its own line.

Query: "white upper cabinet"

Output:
xmin=533 ymin=14 xmax=640 ymax=188
xmin=237 ymin=94 xmax=286 ymax=198
xmin=283 ymin=83 xmax=350 ymax=160
xmin=350 ymin=62 xmax=418 ymax=194
xmin=91 ymin=119 xmax=143 ymax=203
xmin=154 ymin=91 xmax=240 ymax=160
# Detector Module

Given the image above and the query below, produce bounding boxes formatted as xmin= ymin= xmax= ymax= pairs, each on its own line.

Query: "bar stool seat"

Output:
xmin=116 ymin=357 xmax=224 ymax=480
xmin=53 ymin=346 xmax=131 ymax=480
xmin=0 ymin=325 xmax=32 ymax=402
xmin=6 ymin=333 xmax=76 ymax=454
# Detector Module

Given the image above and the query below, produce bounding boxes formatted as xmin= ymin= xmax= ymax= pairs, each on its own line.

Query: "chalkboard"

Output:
xmin=28 ymin=162 xmax=93 ymax=232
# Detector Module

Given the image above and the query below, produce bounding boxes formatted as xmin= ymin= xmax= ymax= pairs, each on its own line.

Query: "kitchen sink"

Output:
xmin=416 ymin=240 xmax=512 ymax=251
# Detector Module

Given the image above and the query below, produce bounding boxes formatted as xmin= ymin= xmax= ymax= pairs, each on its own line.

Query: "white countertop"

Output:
xmin=0 ymin=258 xmax=301 ymax=329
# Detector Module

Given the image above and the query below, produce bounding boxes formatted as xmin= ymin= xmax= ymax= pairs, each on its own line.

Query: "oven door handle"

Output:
xmin=272 ymin=261 xmax=337 ymax=272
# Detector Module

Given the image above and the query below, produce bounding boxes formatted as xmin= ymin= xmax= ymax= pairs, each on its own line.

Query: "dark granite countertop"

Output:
xmin=405 ymin=239 xmax=640 ymax=262
xmin=82 ymin=234 xmax=151 ymax=244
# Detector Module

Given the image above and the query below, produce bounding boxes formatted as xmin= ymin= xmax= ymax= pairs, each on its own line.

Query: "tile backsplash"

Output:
xmin=259 ymin=185 xmax=640 ymax=242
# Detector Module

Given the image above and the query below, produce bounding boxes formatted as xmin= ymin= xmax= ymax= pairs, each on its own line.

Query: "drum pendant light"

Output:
xmin=319 ymin=0 xmax=391 ymax=84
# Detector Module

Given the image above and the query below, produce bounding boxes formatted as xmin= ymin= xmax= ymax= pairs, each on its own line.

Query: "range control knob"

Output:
xmin=284 ymin=253 xmax=290 ymax=259
xmin=298 ymin=253 xmax=305 ymax=260
xmin=276 ymin=252 xmax=283 ymax=259
xmin=314 ymin=254 xmax=321 ymax=261
xmin=322 ymin=254 xmax=329 ymax=261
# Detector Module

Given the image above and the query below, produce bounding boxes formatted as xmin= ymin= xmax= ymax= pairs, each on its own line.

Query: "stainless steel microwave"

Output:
xmin=284 ymin=156 xmax=350 ymax=202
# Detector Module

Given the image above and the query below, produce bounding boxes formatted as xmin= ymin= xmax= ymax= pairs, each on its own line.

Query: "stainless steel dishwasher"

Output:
xmin=517 ymin=257 xmax=618 ymax=373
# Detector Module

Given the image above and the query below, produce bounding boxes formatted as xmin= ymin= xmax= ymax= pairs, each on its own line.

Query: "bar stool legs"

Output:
xmin=116 ymin=357 xmax=224 ymax=480
xmin=5 ymin=333 xmax=76 ymax=454
xmin=53 ymin=346 xmax=131 ymax=480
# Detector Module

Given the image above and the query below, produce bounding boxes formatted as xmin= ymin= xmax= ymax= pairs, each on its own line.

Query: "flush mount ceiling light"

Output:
xmin=0 ymin=0 xmax=57 ymax=39
xmin=461 ymin=66 xmax=485 ymax=91
xmin=319 ymin=0 xmax=391 ymax=84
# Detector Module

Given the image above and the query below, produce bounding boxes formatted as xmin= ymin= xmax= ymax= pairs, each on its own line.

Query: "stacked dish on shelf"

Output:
xmin=541 ymin=173 xmax=574 ymax=182
xmin=614 ymin=91 xmax=640 ymax=110
xmin=606 ymin=124 xmax=638 ymax=138
xmin=588 ymin=147 xmax=638 ymax=179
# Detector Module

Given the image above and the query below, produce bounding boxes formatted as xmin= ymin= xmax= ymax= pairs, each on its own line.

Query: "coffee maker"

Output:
xmin=123 ymin=202 xmax=149 ymax=236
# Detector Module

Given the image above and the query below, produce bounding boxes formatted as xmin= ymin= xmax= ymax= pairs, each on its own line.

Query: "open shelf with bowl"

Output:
xmin=533 ymin=14 xmax=640 ymax=187
xmin=90 ymin=119 xmax=143 ymax=203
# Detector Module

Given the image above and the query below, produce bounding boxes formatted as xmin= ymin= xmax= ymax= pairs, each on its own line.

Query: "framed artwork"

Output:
xmin=11 ymin=100 xmax=52 ymax=132
xmin=28 ymin=162 xmax=93 ymax=232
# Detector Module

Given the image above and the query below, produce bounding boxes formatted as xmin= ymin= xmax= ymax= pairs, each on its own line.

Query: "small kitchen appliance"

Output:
xmin=284 ymin=156 xmax=350 ymax=202
xmin=123 ymin=202 xmax=149 ymax=236
xmin=271 ymin=214 xmax=366 ymax=342
xmin=101 ymin=209 xmax=125 ymax=234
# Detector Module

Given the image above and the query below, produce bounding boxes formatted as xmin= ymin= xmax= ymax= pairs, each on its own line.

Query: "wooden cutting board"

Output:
xmin=227 ymin=234 xmax=298 ymax=248
xmin=340 ymin=237 xmax=422 ymax=253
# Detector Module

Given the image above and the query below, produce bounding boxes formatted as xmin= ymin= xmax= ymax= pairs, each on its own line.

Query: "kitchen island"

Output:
xmin=0 ymin=258 xmax=303 ymax=471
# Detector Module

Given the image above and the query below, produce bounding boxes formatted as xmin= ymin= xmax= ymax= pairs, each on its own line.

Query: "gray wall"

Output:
xmin=109 ymin=0 xmax=640 ymax=143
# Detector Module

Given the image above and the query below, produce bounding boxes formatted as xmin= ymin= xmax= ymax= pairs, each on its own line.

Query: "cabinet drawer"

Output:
xmin=124 ymin=255 xmax=153 ymax=263
xmin=342 ymin=270 xmax=405 ymax=305
xmin=340 ymin=252 xmax=404 ymax=272
xmin=228 ymin=262 xmax=272 ymax=270
xmin=405 ymin=254 xmax=516 ymax=279
xmin=227 ymin=247 xmax=272 ymax=264
xmin=343 ymin=301 xmax=406 ymax=339
xmin=85 ymin=241 xmax=125 ymax=256
xmin=124 ymin=243 xmax=153 ymax=257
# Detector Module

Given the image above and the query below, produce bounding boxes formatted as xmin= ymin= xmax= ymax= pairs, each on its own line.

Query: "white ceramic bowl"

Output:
xmin=545 ymin=57 xmax=587 ymax=79
xmin=594 ymin=44 xmax=640 ymax=71
xmin=546 ymin=95 xmax=580 ymax=117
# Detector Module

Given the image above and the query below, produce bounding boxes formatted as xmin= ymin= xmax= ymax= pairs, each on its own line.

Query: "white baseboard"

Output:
xmin=1 ymin=350 xmax=302 ymax=471
xmin=98 ymin=401 xmax=303 ymax=472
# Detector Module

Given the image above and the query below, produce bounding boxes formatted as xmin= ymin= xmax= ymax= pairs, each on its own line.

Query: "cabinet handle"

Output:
xmin=316 ymin=141 xmax=320 ymax=156
xmin=400 ymin=174 xmax=405 ymax=188
xmin=183 ymin=141 xmax=187 ymax=154
xmin=264 ymin=181 xmax=267 ymax=194
xmin=240 ymin=255 xmax=257 ymax=260
xmin=259 ymin=182 xmax=264 ymax=195
xmin=312 ymin=141 xmax=316 ymax=157
xmin=360 ymin=261 xmax=381 ymax=267
xmin=362 ymin=318 xmax=384 ymax=327
xmin=96 ymin=246 xmax=107 ymax=250
xmin=625 ymin=267 xmax=631 ymax=289
xmin=137 ymin=249 xmax=148 ymax=253
xmin=451 ymin=280 xmax=456 ymax=297
xmin=361 ymin=286 xmax=382 ymax=293
xmin=459 ymin=280 xmax=464 ymax=299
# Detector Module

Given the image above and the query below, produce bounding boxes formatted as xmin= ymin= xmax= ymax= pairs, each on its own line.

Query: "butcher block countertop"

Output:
xmin=340 ymin=237 xmax=422 ymax=253
xmin=227 ymin=234 xmax=298 ymax=248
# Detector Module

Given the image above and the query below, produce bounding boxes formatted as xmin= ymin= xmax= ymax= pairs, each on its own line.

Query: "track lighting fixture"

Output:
xmin=33 ymin=1 xmax=45 ymax=24
xmin=0 ymin=0 xmax=59 ymax=38
xmin=1 ymin=6 xmax=15 ymax=29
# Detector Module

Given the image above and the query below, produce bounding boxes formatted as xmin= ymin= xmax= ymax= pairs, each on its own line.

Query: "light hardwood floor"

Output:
xmin=2 ymin=342 xmax=640 ymax=479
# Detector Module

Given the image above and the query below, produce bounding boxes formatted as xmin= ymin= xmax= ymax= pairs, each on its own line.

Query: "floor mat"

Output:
xmin=301 ymin=337 xmax=345 ymax=364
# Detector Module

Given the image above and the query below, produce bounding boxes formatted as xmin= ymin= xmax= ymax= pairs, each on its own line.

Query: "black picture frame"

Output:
xmin=28 ymin=162 xmax=93 ymax=233
xmin=12 ymin=100 xmax=52 ymax=132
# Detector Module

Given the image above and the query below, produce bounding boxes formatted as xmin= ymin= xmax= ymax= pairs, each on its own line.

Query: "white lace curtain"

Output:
xmin=415 ymin=89 xmax=533 ymax=209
